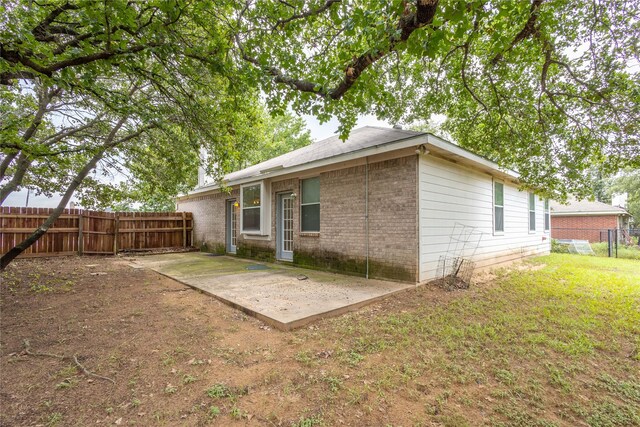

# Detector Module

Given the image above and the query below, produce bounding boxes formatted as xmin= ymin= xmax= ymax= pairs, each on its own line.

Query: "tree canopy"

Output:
xmin=3 ymin=0 xmax=639 ymax=200
xmin=608 ymin=170 xmax=640 ymax=225
xmin=230 ymin=0 xmax=639 ymax=198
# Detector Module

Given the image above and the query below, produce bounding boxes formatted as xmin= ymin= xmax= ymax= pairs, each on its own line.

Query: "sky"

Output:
xmin=3 ymin=114 xmax=392 ymax=209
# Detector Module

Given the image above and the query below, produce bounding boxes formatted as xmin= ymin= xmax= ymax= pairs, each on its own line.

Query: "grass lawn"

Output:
xmin=1 ymin=254 xmax=638 ymax=426
xmin=591 ymin=242 xmax=640 ymax=260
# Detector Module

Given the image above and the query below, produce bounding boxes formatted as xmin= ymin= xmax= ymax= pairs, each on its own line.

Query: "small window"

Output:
xmin=494 ymin=181 xmax=504 ymax=233
xmin=301 ymin=177 xmax=320 ymax=232
xmin=529 ymin=192 xmax=536 ymax=232
xmin=241 ymin=183 xmax=262 ymax=232
xmin=544 ymin=199 xmax=550 ymax=232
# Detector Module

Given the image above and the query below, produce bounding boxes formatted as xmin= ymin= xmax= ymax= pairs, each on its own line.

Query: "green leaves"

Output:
xmin=3 ymin=0 xmax=639 ymax=204
xmin=228 ymin=0 xmax=640 ymax=199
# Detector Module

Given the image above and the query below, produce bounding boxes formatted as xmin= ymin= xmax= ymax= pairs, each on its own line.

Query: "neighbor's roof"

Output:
xmin=182 ymin=126 xmax=519 ymax=197
xmin=225 ymin=126 xmax=423 ymax=182
xmin=550 ymin=199 xmax=630 ymax=216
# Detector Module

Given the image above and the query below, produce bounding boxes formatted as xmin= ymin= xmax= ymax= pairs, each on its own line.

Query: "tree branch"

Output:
xmin=330 ymin=0 xmax=439 ymax=99
xmin=273 ymin=0 xmax=341 ymax=30
xmin=460 ymin=14 xmax=488 ymax=111
xmin=1 ymin=44 xmax=159 ymax=84
xmin=0 ymin=116 xmax=152 ymax=269
xmin=0 ymin=86 xmax=60 ymax=188
xmin=491 ymin=0 xmax=544 ymax=64
xmin=32 ymin=2 xmax=80 ymax=42
xmin=240 ymin=0 xmax=440 ymax=100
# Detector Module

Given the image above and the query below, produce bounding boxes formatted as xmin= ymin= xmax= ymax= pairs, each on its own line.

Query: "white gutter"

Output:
xmin=551 ymin=211 xmax=629 ymax=217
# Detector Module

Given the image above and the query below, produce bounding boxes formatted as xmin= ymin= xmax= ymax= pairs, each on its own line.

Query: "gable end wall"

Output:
xmin=418 ymin=154 xmax=550 ymax=282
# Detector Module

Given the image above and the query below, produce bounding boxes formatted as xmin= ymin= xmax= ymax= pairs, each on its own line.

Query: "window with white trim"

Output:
xmin=528 ymin=192 xmax=536 ymax=232
xmin=241 ymin=183 xmax=262 ymax=233
xmin=301 ymin=177 xmax=320 ymax=232
xmin=544 ymin=199 xmax=550 ymax=232
xmin=494 ymin=181 xmax=504 ymax=233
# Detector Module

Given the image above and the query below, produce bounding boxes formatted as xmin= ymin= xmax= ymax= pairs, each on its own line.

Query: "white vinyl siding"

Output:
xmin=418 ymin=155 xmax=549 ymax=282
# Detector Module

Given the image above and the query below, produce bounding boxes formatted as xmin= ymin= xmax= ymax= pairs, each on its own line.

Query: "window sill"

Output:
xmin=241 ymin=233 xmax=270 ymax=240
xmin=300 ymin=232 xmax=320 ymax=237
xmin=493 ymin=231 xmax=504 ymax=236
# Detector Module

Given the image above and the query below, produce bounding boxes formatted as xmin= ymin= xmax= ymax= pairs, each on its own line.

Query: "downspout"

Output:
xmin=365 ymin=156 xmax=369 ymax=279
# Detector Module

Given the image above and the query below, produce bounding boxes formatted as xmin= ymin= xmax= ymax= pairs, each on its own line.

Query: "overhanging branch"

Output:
xmin=240 ymin=0 xmax=440 ymax=100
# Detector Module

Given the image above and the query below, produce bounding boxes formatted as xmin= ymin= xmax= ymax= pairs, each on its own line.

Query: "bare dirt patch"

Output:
xmin=1 ymin=255 xmax=638 ymax=426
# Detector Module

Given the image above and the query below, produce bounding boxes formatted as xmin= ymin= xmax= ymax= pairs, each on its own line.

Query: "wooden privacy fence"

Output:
xmin=0 ymin=207 xmax=193 ymax=258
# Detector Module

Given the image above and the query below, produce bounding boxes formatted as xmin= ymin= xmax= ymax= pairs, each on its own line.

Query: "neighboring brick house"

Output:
xmin=177 ymin=127 xmax=550 ymax=283
xmin=550 ymin=199 xmax=632 ymax=242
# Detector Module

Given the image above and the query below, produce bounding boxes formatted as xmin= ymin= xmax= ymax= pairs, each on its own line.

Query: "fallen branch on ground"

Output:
xmin=22 ymin=339 xmax=115 ymax=384
xmin=73 ymin=355 xmax=115 ymax=384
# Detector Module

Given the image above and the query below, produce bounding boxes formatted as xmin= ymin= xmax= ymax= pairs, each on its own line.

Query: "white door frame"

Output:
xmin=276 ymin=193 xmax=294 ymax=261
xmin=226 ymin=199 xmax=238 ymax=254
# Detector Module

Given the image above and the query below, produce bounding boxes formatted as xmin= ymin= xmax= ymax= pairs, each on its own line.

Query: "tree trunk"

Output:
xmin=0 ymin=153 xmax=17 ymax=180
xmin=0 ymin=153 xmax=106 ymax=268
xmin=1 ymin=112 xmax=106 ymax=195
xmin=0 ymin=117 xmax=155 ymax=270
xmin=0 ymin=153 xmax=31 ymax=204
xmin=0 ymin=117 xmax=128 ymax=270
xmin=0 ymin=86 xmax=60 ymax=196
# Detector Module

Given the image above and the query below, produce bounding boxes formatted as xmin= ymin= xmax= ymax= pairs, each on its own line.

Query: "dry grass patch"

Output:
xmin=1 ymin=254 xmax=638 ymax=426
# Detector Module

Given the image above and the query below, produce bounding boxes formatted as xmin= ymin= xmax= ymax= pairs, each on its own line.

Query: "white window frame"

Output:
xmin=240 ymin=182 xmax=266 ymax=235
xmin=493 ymin=179 xmax=504 ymax=235
xmin=528 ymin=192 xmax=536 ymax=233
xmin=544 ymin=199 xmax=550 ymax=232
xmin=300 ymin=177 xmax=320 ymax=233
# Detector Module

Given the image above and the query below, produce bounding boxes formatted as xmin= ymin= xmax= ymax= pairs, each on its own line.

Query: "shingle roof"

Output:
xmin=550 ymin=199 xmax=629 ymax=215
xmin=224 ymin=126 xmax=424 ymax=182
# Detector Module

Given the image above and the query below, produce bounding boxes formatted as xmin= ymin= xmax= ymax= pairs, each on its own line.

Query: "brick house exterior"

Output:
xmin=551 ymin=215 xmax=619 ymax=242
xmin=179 ymin=154 xmax=418 ymax=280
xmin=178 ymin=127 xmax=550 ymax=283
xmin=550 ymin=199 xmax=631 ymax=242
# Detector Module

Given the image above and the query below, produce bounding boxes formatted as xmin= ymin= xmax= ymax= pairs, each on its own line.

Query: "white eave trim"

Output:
xmin=425 ymin=134 xmax=520 ymax=180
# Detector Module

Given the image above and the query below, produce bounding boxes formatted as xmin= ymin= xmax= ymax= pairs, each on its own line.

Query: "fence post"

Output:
xmin=182 ymin=211 xmax=187 ymax=248
xmin=113 ymin=213 xmax=119 ymax=255
xmin=78 ymin=212 xmax=84 ymax=255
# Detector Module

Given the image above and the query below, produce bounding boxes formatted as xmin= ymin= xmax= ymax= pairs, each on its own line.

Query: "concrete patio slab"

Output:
xmin=133 ymin=252 xmax=414 ymax=330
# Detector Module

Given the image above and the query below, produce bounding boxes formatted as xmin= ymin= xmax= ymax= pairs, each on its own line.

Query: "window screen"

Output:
xmin=301 ymin=177 xmax=320 ymax=232
xmin=241 ymin=184 xmax=261 ymax=232
xmin=529 ymin=192 xmax=536 ymax=231
xmin=494 ymin=182 xmax=504 ymax=233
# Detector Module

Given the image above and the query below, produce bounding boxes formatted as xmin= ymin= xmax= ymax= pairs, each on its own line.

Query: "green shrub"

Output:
xmin=551 ymin=239 xmax=569 ymax=253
